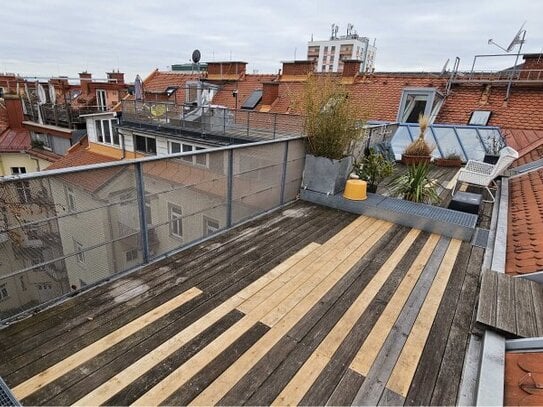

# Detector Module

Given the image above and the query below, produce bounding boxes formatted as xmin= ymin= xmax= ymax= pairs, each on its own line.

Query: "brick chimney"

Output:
xmin=207 ymin=62 xmax=247 ymax=79
xmin=107 ymin=71 xmax=125 ymax=84
xmin=282 ymin=60 xmax=316 ymax=76
xmin=79 ymin=72 xmax=92 ymax=95
xmin=261 ymin=82 xmax=279 ymax=105
xmin=342 ymin=60 xmax=362 ymax=77
xmin=3 ymin=95 xmax=24 ymax=129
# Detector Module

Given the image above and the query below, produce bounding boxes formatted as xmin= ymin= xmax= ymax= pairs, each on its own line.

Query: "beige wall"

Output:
xmin=0 ymin=153 xmax=51 ymax=176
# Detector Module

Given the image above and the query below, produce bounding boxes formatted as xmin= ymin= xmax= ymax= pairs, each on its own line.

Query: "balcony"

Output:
xmin=120 ymin=100 xmax=304 ymax=142
xmin=23 ymin=101 xmax=107 ymax=129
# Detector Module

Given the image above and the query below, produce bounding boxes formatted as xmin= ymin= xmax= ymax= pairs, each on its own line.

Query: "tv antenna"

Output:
xmin=488 ymin=22 xmax=526 ymax=52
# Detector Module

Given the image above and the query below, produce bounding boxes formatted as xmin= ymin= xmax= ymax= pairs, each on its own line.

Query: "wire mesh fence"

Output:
xmin=0 ymin=137 xmax=305 ymax=321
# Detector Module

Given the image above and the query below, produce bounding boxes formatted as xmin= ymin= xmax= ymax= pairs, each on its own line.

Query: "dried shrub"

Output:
xmin=404 ymin=114 xmax=434 ymax=156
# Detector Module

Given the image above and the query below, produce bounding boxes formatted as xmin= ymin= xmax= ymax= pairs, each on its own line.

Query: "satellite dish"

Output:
xmin=506 ymin=22 xmax=526 ymax=52
xmin=192 ymin=49 xmax=201 ymax=64
xmin=150 ymin=104 xmax=166 ymax=117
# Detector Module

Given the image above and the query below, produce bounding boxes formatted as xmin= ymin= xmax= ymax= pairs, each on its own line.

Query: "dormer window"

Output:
xmin=96 ymin=89 xmax=107 ymax=111
xmin=165 ymin=86 xmax=178 ymax=97
xmin=397 ymin=88 xmax=443 ymax=123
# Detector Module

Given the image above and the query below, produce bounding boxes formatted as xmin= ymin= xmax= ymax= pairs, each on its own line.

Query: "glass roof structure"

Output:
xmin=390 ymin=123 xmax=505 ymax=162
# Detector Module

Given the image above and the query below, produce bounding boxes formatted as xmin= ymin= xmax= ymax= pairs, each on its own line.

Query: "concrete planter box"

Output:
xmin=302 ymin=154 xmax=353 ymax=195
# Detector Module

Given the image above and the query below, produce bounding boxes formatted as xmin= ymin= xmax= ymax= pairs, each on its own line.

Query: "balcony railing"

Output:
xmin=452 ymin=68 xmax=543 ymax=84
xmin=0 ymin=137 xmax=306 ymax=322
xmin=120 ymin=100 xmax=305 ymax=141
xmin=23 ymin=101 xmax=107 ymax=128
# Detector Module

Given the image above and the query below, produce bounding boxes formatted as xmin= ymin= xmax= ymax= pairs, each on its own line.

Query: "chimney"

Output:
xmin=281 ymin=60 xmax=316 ymax=76
xmin=342 ymin=60 xmax=362 ymax=77
xmin=3 ymin=95 xmax=24 ymax=129
xmin=262 ymin=82 xmax=279 ymax=105
xmin=107 ymin=71 xmax=125 ymax=84
xmin=79 ymin=72 xmax=92 ymax=95
xmin=207 ymin=62 xmax=247 ymax=79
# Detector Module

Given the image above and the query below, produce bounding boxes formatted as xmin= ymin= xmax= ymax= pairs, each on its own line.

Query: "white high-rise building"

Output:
xmin=307 ymin=24 xmax=377 ymax=73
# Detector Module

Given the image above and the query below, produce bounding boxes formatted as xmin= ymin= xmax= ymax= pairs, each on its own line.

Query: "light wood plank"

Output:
xmin=349 ymin=233 xmax=441 ymax=376
xmin=386 ymin=239 xmax=461 ymax=397
xmin=12 ymin=287 xmax=202 ymax=401
xmin=271 ymin=229 xmax=421 ymax=406
xmin=72 ymin=242 xmax=322 ymax=406
xmin=187 ymin=222 xmax=393 ymax=406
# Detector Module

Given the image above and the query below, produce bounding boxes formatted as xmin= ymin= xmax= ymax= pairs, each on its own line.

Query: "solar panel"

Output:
xmin=241 ymin=90 xmax=262 ymax=110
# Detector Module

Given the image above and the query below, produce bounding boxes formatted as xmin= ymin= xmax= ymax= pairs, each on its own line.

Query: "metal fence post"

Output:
xmin=223 ymin=108 xmax=226 ymax=135
xmin=135 ymin=162 xmax=150 ymax=264
xmin=280 ymin=140 xmax=289 ymax=205
xmin=246 ymin=111 xmax=250 ymax=138
xmin=226 ymin=149 xmax=234 ymax=227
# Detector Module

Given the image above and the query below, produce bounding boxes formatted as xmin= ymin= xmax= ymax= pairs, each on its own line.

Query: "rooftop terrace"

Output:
xmin=0 ymin=201 xmax=486 ymax=405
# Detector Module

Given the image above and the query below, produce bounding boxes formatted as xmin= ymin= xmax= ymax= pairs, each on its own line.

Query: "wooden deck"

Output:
xmin=0 ymin=201 xmax=485 ymax=406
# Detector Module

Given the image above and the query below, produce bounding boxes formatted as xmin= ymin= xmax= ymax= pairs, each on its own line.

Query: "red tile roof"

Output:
xmin=0 ymin=128 xmax=31 ymax=152
xmin=0 ymin=102 xmax=8 ymax=134
xmin=143 ymin=70 xmax=202 ymax=103
xmin=505 ymin=351 xmax=543 ymax=406
xmin=502 ymin=128 xmax=543 ymax=167
xmin=507 ymin=168 xmax=543 ymax=275
xmin=211 ymin=74 xmax=276 ymax=109
xmin=46 ymin=148 xmax=121 ymax=193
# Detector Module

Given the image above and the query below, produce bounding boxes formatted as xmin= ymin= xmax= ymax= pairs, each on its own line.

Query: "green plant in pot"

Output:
xmin=300 ymin=75 xmax=364 ymax=195
xmin=401 ymin=115 xmax=435 ymax=166
xmin=390 ymin=162 xmax=440 ymax=204
xmin=354 ymin=148 xmax=394 ymax=193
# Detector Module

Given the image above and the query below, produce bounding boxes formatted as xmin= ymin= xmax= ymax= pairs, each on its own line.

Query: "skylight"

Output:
xmin=165 ymin=86 xmax=178 ymax=97
xmin=241 ymin=89 xmax=263 ymax=110
xmin=468 ymin=110 xmax=492 ymax=126
xmin=397 ymin=88 xmax=444 ymax=124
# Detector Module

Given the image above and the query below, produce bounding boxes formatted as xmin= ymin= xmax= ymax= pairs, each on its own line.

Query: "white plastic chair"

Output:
xmin=453 ymin=146 xmax=519 ymax=202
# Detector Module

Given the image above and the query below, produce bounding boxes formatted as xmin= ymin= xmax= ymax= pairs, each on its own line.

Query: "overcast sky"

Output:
xmin=2 ymin=0 xmax=542 ymax=81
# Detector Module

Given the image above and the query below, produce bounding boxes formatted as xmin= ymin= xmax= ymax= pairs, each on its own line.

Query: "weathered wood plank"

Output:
xmin=272 ymin=229 xmax=422 ymax=406
xmin=530 ymin=283 xmax=543 ymax=337
xmin=495 ymin=272 xmax=517 ymax=334
xmin=299 ymin=233 xmax=431 ymax=406
xmin=476 ymin=270 xmax=498 ymax=329
xmin=429 ymin=246 xmax=485 ymax=405
xmin=12 ymin=287 xmax=202 ymax=401
xmin=404 ymin=241 xmax=472 ymax=406
xmin=326 ymin=369 xmax=365 ymax=406
xmin=514 ymin=277 xmax=538 ymax=338
xmin=351 ymin=236 xmax=450 ymax=406
xmin=378 ymin=387 xmax=405 ymax=406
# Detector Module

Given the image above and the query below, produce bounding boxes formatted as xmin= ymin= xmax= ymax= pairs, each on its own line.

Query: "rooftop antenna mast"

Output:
xmin=488 ymin=22 xmax=527 ymax=100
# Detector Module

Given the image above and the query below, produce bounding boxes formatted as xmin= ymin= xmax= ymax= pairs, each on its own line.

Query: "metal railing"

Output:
xmin=453 ymin=68 xmax=543 ymax=83
xmin=23 ymin=101 xmax=108 ymax=128
xmin=0 ymin=137 xmax=306 ymax=322
xmin=120 ymin=100 xmax=305 ymax=141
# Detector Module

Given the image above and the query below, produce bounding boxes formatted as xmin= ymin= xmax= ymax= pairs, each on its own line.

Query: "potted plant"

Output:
xmin=390 ymin=162 xmax=440 ymax=204
xmin=483 ymin=132 xmax=505 ymax=164
xmin=354 ymin=148 xmax=394 ymax=193
xmin=401 ymin=115 xmax=434 ymax=165
xmin=435 ymin=152 xmax=462 ymax=167
xmin=301 ymin=76 xmax=363 ymax=195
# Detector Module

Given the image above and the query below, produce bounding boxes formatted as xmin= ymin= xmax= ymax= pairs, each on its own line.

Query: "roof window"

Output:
xmin=241 ymin=90 xmax=263 ymax=110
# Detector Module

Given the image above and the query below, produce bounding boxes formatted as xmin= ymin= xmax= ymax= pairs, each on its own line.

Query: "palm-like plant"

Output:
xmin=389 ymin=162 xmax=440 ymax=203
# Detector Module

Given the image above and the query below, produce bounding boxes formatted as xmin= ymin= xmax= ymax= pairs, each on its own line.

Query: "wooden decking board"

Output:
xmin=3 ymin=207 xmax=341 ymax=383
xmin=496 ymin=272 xmax=517 ymax=334
xmin=12 ymin=287 xmax=202 ymax=401
xmin=326 ymin=369 xmax=365 ymax=406
xmin=188 ymin=221 xmax=393 ymax=406
xmin=530 ymin=283 xmax=543 ymax=336
xmin=429 ymin=246 xmax=484 ymax=406
xmin=32 ymin=310 xmax=246 ymax=406
xmin=476 ymin=270 xmax=498 ymax=329
xmin=352 ymin=237 xmax=451 ymax=406
xmin=404 ymin=241 xmax=472 ymax=406
xmin=0 ymin=201 xmax=316 ymax=352
xmin=386 ymin=239 xmax=461 ymax=397
xmin=513 ymin=277 xmax=538 ymax=338
xmin=273 ymin=229 xmax=423 ymax=406
xmin=350 ymin=233 xmax=441 ymax=376
xmin=378 ymin=388 xmax=406 ymax=406
xmin=299 ymin=232 xmax=431 ymax=406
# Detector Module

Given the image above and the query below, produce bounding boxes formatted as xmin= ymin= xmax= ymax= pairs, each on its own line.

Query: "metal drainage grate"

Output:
xmin=0 ymin=377 xmax=20 ymax=407
xmin=472 ymin=227 xmax=490 ymax=248
xmin=381 ymin=198 xmax=477 ymax=228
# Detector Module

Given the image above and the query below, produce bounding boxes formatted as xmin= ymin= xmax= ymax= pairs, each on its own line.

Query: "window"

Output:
xmin=182 ymin=143 xmax=193 ymax=162
xmin=397 ymin=88 xmax=444 ymax=123
xmin=0 ymin=284 xmax=8 ymax=301
xmin=165 ymin=86 xmax=178 ymax=97
xmin=134 ymin=135 xmax=156 ymax=155
xmin=96 ymin=89 xmax=107 ymax=111
xmin=203 ymin=216 xmax=220 ymax=237
xmin=169 ymin=205 xmax=183 ymax=239
xmin=95 ymin=119 xmax=119 ymax=146
xmin=170 ymin=141 xmax=209 ymax=167
xmin=195 ymin=147 xmax=207 ymax=166
xmin=11 ymin=167 xmax=26 ymax=175
xmin=241 ymin=90 xmax=263 ymax=110
xmin=125 ymin=248 xmax=138 ymax=262
xmin=169 ymin=141 xmax=181 ymax=154
xmin=32 ymin=133 xmax=52 ymax=150
xmin=74 ymin=239 xmax=85 ymax=264
xmin=65 ymin=186 xmax=76 ymax=212
xmin=469 ymin=110 xmax=492 ymax=126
